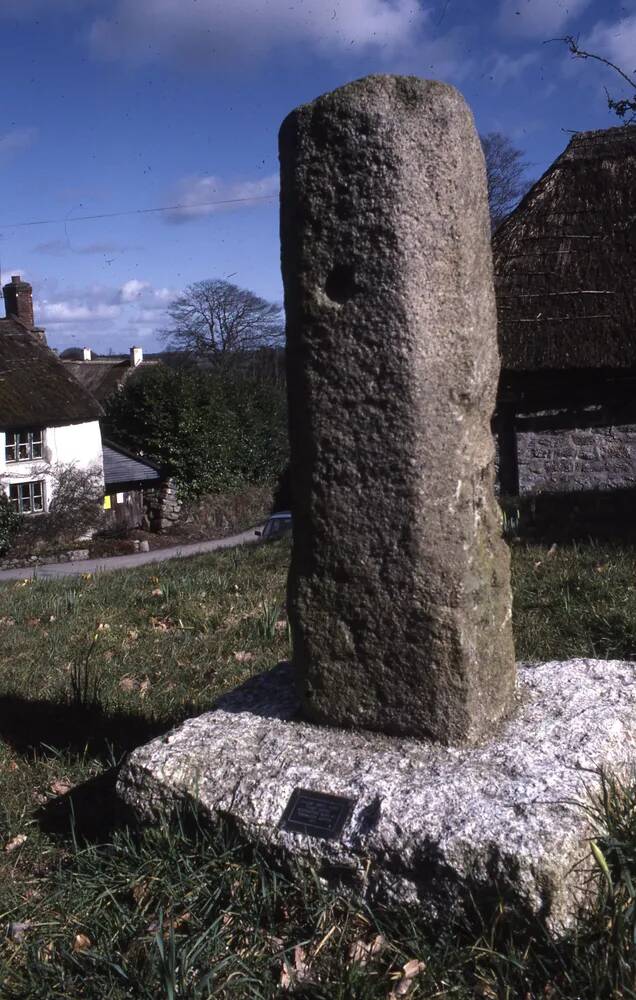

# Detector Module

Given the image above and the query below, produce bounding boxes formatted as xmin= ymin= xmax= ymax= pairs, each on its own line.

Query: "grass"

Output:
xmin=512 ymin=540 xmax=636 ymax=661
xmin=1 ymin=537 xmax=636 ymax=997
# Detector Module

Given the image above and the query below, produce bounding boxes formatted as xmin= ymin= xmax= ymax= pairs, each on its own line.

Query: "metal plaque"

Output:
xmin=279 ymin=788 xmax=356 ymax=840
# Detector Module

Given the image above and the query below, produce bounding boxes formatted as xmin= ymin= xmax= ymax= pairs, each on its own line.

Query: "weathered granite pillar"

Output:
xmin=280 ymin=75 xmax=515 ymax=744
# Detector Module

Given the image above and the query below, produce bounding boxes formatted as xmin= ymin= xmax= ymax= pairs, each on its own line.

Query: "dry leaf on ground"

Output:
xmin=150 ymin=617 xmax=172 ymax=631
xmin=39 ymin=941 xmax=55 ymax=962
xmin=50 ymin=780 xmax=72 ymax=796
xmin=7 ymin=921 xmax=32 ymax=942
xmin=280 ymin=944 xmax=314 ymax=990
xmin=4 ymin=833 xmax=27 ymax=852
xmin=233 ymin=651 xmax=255 ymax=662
xmin=349 ymin=933 xmax=386 ymax=966
xmin=263 ymin=932 xmax=284 ymax=952
xmin=388 ymin=959 xmax=426 ymax=998
xmin=151 ymin=588 xmax=163 ymax=597
xmin=72 ymin=932 xmax=92 ymax=952
xmin=280 ymin=965 xmax=293 ymax=990
xmin=139 ymin=678 xmax=151 ymax=698
xmin=147 ymin=912 xmax=191 ymax=936
xmin=474 ymin=984 xmax=499 ymax=999
xmin=132 ymin=879 xmax=152 ymax=905
xmin=119 ymin=676 xmax=137 ymax=693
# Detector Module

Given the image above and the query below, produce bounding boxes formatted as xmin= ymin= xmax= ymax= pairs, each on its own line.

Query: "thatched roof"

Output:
xmin=63 ymin=357 xmax=159 ymax=403
xmin=0 ymin=319 xmax=102 ymax=430
xmin=493 ymin=124 xmax=636 ymax=371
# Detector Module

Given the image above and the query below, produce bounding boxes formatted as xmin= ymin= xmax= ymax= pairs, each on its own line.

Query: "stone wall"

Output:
xmin=0 ymin=547 xmax=89 ymax=571
xmin=143 ymin=478 xmax=182 ymax=533
xmin=512 ymin=418 xmax=636 ymax=495
xmin=494 ymin=414 xmax=636 ymax=540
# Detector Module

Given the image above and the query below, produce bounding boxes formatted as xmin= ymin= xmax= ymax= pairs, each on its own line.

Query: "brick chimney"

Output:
xmin=3 ymin=274 xmax=34 ymax=329
xmin=130 ymin=345 xmax=143 ymax=367
xmin=82 ymin=347 xmax=92 ymax=361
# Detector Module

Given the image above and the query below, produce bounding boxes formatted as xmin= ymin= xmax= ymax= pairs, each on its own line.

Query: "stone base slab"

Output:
xmin=117 ymin=659 xmax=636 ymax=931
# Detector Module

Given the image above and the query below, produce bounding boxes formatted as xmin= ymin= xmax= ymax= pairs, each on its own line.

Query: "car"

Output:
xmin=256 ymin=511 xmax=292 ymax=541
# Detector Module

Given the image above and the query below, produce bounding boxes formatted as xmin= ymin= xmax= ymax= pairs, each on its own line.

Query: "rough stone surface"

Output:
xmin=67 ymin=548 xmax=90 ymax=562
xmin=144 ymin=477 xmax=182 ymax=534
xmin=280 ymin=75 xmax=515 ymax=744
xmin=118 ymin=658 xmax=636 ymax=931
xmin=517 ymin=422 xmax=636 ymax=494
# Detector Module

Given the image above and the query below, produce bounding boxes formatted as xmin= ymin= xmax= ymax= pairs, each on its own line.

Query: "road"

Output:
xmin=0 ymin=527 xmax=261 ymax=582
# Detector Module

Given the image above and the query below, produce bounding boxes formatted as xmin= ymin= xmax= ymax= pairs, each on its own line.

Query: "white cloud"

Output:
xmin=483 ymin=50 xmax=538 ymax=86
xmin=40 ymin=301 xmax=121 ymax=323
xmin=582 ymin=13 xmax=636 ymax=75
xmin=0 ymin=127 xmax=37 ymax=162
xmin=560 ymin=13 xmax=636 ymax=109
xmin=165 ymin=173 xmax=279 ymax=224
xmin=137 ymin=307 xmax=168 ymax=323
xmin=119 ymin=278 xmax=150 ymax=302
xmin=498 ymin=0 xmax=591 ymax=39
xmin=89 ymin=0 xmax=427 ymax=66
xmin=33 ymin=279 xmax=177 ymax=351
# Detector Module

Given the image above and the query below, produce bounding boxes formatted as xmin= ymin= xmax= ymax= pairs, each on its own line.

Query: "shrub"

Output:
xmin=104 ymin=365 xmax=288 ymax=500
xmin=46 ymin=462 xmax=104 ymax=540
xmin=0 ymin=491 xmax=22 ymax=555
xmin=12 ymin=462 xmax=104 ymax=553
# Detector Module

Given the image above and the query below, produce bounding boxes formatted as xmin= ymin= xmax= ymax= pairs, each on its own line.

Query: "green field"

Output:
xmin=1 ymin=539 xmax=635 ymax=998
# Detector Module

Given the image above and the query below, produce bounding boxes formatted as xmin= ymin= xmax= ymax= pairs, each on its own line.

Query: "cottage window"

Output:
xmin=9 ymin=481 xmax=44 ymax=514
xmin=5 ymin=430 xmax=43 ymax=463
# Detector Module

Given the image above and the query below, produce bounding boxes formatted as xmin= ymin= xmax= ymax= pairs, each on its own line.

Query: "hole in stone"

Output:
xmin=325 ymin=264 xmax=357 ymax=304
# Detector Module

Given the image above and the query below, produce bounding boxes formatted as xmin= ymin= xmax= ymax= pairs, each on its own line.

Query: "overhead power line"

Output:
xmin=0 ymin=193 xmax=277 ymax=230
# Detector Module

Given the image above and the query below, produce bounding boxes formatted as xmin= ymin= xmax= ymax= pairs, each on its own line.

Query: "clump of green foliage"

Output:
xmin=104 ymin=365 xmax=288 ymax=500
xmin=0 ymin=492 xmax=22 ymax=555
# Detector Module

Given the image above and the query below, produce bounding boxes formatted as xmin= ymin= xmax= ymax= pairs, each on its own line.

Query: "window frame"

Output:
xmin=8 ymin=480 xmax=45 ymax=515
xmin=5 ymin=429 xmax=44 ymax=464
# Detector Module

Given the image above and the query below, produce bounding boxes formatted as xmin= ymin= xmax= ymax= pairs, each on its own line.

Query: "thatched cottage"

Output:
xmin=0 ymin=276 xmax=104 ymax=516
xmin=493 ymin=124 xmax=636 ymax=504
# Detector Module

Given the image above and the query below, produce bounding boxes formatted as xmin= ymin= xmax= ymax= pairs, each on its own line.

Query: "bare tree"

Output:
xmin=560 ymin=36 xmax=636 ymax=123
xmin=481 ymin=132 xmax=532 ymax=232
xmin=161 ymin=279 xmax=283 ymax=362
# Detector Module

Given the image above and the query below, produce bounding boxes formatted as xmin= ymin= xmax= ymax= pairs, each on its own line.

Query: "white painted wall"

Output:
xmin=0 ymin=420 xmax=103 ymax=512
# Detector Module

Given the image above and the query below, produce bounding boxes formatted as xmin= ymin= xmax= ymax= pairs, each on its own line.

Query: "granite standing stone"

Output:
xmin=279 ymin=75 xmax=515 ymax=743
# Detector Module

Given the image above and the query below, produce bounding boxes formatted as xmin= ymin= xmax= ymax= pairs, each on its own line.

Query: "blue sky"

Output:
xmin=0 ymin=0 xmax=633 ymax=353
